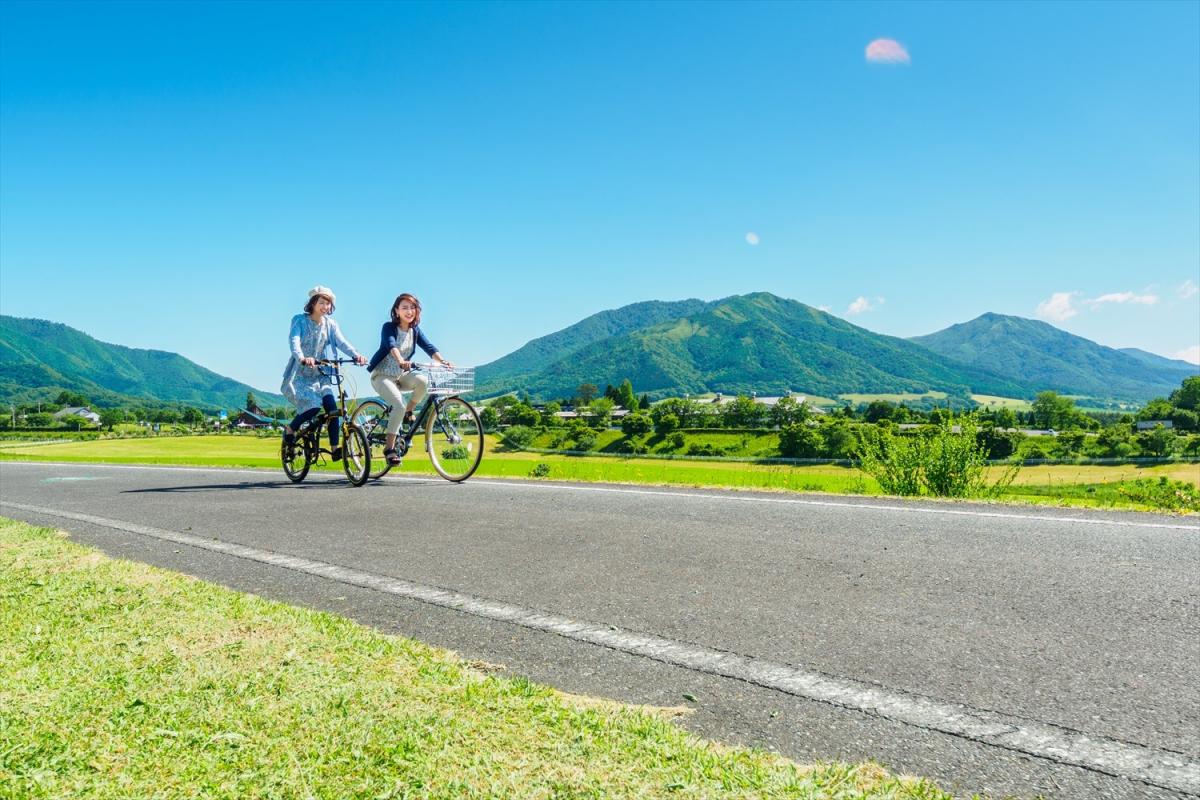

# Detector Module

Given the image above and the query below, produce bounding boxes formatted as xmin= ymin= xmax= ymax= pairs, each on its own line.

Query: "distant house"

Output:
xmin=53 ymin=406 xmax=101 ymax=425
xmin=232 ymin=406 xmax=276 ymax=429
xmin=1136 ymin=420 xmax=1174 ymax=431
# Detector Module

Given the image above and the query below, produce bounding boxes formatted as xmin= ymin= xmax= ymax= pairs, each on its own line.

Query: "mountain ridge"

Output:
xmin=0 ymin=315 xmax=285 ymax=410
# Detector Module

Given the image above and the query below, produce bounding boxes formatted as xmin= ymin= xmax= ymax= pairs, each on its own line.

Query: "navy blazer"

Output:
xmin=367 ymin=322 xmax=439 ymax=372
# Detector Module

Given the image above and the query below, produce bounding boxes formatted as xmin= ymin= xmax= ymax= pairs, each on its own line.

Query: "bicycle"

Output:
xmin=351 ymin=364 xmax=484 ymax=482
xmin=280 ymin=358 xmax=371 ymax=486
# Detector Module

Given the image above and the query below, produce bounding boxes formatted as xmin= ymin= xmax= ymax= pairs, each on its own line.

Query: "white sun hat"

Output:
xmin=307 ymin=285 xmax=336 ymax=305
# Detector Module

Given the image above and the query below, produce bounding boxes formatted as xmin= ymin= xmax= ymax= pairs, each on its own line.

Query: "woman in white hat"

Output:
xmin=280 ymin=286 xmax=366 ymax=460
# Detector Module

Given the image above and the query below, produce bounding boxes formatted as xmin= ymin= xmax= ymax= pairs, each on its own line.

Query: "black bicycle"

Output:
xmin=351 ymin=364 xmax=483 ymax=482
xmin=281 ymin=359 xmax=371 ymax=486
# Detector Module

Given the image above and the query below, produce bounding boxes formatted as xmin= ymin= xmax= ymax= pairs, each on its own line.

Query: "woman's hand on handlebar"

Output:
xmin=355 ymin=354 xmax=367 ymax=366
xmin=302 ymin=357 xmax=317 ymax=367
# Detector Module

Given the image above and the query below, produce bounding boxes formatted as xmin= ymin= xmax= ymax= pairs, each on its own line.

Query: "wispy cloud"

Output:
xmin=1179 ymin=279 xmax=1199 ymax=300
xmin=865 ymin=38 xmax=910 ymax=65
xmin=1175 ymin=345 xmax=1200 ymax=365
xmin=1083 ymin=291 xmax=1158 ymax=309
xmin=847 ymin=296 xmax=883 ymax=315
xmin=745 ymin=232 xmax=759 ymax=246
xmin=1035 ymin=292 xmax=1078 ymax=322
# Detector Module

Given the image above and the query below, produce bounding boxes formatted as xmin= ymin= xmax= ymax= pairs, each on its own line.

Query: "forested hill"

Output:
xmin=0 ymin=315 xmax=284 ymax=410
xmin=911 ymin=313 xmax=1197 ymax=403
xmin=477 ymin=293 xmax=1036 ymax=401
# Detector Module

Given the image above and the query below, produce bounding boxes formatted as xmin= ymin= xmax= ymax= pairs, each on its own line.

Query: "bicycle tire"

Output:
xmin=426 ymin=396 xmax=483 ymax=482
xmin=341 ymin=425 xmax=371 ymax=487
xmin=281 ymin=434 xmax=311 ymax=483
xmin=351 ymin=399 xmax=394 ymax=480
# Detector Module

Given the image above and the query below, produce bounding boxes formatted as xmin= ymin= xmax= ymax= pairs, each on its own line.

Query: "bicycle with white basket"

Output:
xmin=350 ymin=364 xmax=484 ymax=482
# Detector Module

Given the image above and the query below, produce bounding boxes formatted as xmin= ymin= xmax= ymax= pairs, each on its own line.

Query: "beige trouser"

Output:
xmin=370 ymin=371 xmax=430 ymax=436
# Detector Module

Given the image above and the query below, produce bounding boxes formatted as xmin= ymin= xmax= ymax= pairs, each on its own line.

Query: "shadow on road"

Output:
xmin=121 ymin=477 xmax=448 ymax=494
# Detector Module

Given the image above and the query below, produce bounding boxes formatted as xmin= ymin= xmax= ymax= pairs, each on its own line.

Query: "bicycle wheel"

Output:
xmin=426 ymin=396 xmax=483 ymax=482
xmin=281 ymin=434 xmax=311 ymax=483
xmin=352 ymin=399 xmax=394 ymax=480
xmin=341 ymin=425 xmax=371 ymax=487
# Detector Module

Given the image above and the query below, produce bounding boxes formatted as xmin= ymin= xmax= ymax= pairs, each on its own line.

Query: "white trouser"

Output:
xmin=370 ymin=371 xmax=429 ymax=436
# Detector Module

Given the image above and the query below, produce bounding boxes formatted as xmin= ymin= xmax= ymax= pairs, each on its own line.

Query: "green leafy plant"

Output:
xmin=529 ymin=462 xmax=551 ymax=478
xmin=1117 ymin=477 xmax=1200 ymax=512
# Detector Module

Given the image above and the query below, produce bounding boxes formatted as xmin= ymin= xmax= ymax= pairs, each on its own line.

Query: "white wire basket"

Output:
xmin=419 ymin=365 xmax=475 ymax=395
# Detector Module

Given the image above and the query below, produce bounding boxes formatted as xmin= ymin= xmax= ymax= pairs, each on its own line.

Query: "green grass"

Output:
xmin=0 ymin=517 xmax=956 ymax=799
xmin=970 ymin=395 xmax=1031 ymax=411
xmin=3 ymin=434 xmax=1196 ymax=511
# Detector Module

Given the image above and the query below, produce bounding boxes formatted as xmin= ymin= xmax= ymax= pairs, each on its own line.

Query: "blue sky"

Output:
xmin=2 ymin=0 xmax=1197 ymax=395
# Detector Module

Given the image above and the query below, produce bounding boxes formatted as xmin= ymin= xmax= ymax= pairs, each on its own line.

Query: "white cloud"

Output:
xmin=1083 ymin=291 xmax=1158 ymax=308
xmin=1175 ymin=345 xmax=1200 ymax=365
xmin=1178 ymin=279 xmax=1199 ymax=300
xmin=745 ymin=232 xmax=760 ymax=246
xmin=847 ymin=296 xmax=883 ymax=315
xmin=1036 ymin=292 xmax=1078 ymax=322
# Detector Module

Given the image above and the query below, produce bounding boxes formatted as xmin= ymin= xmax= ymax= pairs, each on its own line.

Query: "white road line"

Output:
xmin=3 ymin=498 xmax=1198 ymax=795
xmin=3 ymin=460 xmax=1197 ymax=531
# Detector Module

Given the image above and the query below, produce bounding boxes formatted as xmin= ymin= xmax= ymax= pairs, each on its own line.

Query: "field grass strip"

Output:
xmin=0 ymin=516 xmax=951 ymax=799
xmin=3 ymin=506 xmax=1198 ymax=794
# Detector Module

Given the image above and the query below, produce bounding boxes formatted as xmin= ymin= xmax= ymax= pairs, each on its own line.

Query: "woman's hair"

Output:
xmin=391 ymin=293 xmax=422 ymax=326
xmin=304 ymin=293 xmax=335 ymax=314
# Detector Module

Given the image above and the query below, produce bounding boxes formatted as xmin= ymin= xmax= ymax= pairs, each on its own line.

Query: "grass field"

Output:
xmin=970 ymin=395 xmax=1031 ymax=410
xmin=0 ymin=517 xmax=955 ymax=799
xmin=2 ymin=434 xmax=1197 ymax=511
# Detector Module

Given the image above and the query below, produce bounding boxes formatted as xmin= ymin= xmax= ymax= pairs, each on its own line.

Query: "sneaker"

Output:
xmin=384 ymin=448 xmax=402 ymax=466
xmin=330 ymin=446 xmax=343 ymax=462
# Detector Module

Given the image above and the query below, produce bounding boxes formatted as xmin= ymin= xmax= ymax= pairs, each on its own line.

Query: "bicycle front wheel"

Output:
xmin=341 ymin=425 xmax=371 ymax=487
xmin=352 ymin=399 xmax=394 ymax=480
xmin=426 ymin=396 xmax=484 ymax=482
xmin=282 ymin=435 xmax=311 ymax=483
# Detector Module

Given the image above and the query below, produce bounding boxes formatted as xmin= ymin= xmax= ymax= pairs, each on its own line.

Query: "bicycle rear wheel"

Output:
xmin=281 ymin=434 xmax=311 ymax=483
xmin=426 ymin=396 xmax=483 ymax=482
xmin=352 ymin=399 xmax=394 ymax=479
xmin=341 ymin=425 xmax=371 ymax=487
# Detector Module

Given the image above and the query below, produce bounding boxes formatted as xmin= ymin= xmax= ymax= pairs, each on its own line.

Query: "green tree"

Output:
xmin=621 ymin=411 xmax=653 ymax=436
xmin=863 ymin=400 xmax=897 ymax=423
xmin=1136 ymin=424 xmax=1175 ymax=458
xmin=576 ymin=383 xmax=598 ymax=404
xmin=638 ymin=394 xmax=651 ymax=410
xmin=1169 ymin=376 xmax=1200 ymax=411
xmin=504 ymin=402 xmax=541 ymax=427
xmin=820 ymin=419 xmax=858 ymax=459
xmin=722 ymin=396 xmax=766 ymax=428
xmin=181 ymin=407 xmax=205 ymax=427
xmin=652 ymin=411 xmax=679 ymax=435
xmin=540 ymin=401 xmax=563 ymax=427
xmin=499 ymin=425 xmax=536 ymax=450
xmin=1032 ymin=391 xmax=1081 ymax=429
xmin=778 ymin=423 xmax=822 ymax=458
xmin=27 ymin=412 xmax=55 ymax=427
xmin=99 ymin=408 xmax=126 ymax=430
xmin=586 ymin=397 xmax=615 ymax=430
xmin=55 ymin=390 xmax=89 ymax=408
xmin=617 ymin=379 xmax=637 ymax=411
xmin=769 ymin=396 xmax=810 ymax=428
xmin=479 ymin=405 xmax=500 ymax=432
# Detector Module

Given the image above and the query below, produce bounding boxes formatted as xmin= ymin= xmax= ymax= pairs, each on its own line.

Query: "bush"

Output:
xmin=441 ymin=445 xmax=468 ymax=460
xmin=685 ymin=442 xmax=731 ymax=457
xmin=1117 ymin=477 xmax=1200 ymax=512
xmin=529 ymin=462 xmax=551 ymax=478
xmin=621 ymin=412 xmax=653 ymax=436
xmin=778 ymin=423 xmax=822 ymax=458
xmin=572 ymin=430 xmax=598 ymax=451
xmin=857 ymin=417 xmax=1019 ymax=498
xmin=500 ymin=425 xmax=536 ymax=450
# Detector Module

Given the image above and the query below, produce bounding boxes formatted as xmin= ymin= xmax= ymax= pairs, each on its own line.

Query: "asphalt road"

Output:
xmin=2 ymin=460 xmax=1198 ymax=799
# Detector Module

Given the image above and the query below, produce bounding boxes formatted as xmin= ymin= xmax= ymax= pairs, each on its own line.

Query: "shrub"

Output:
xmin=441 ymin=445 xmax=468 ymax=460
xmin=621 ymin=412 xmax=653 ymax=436
xmin=500 ymin=425 xmax=536 ymax=450
xmin=529 ymin=462 xmax=551 ymax=478
xmin=572 ymin=430 xmax=598 ymax=451
xmin=685 ymin=442 xmax=730 ymax=457
xmin=857 ymin=417 xmax=1018 ymax=498
xmin=667 ymin=432 xmax=686 ymax=450
xmin=778 ymin=423 xmax=822 ymax=458
xmin=1117 ymin=477 xmax=1200 ymax=513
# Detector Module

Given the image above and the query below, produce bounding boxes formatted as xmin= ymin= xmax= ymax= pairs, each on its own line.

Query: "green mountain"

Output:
xmin=475 ymin=299 xmax=710 ymax=397
xmin=911 ymin=313 xmax=1197 ymax=402
xmin=477 ymin=293 xmax=1034 ymax=401
xmin=1117 ymin=347 xmax=1199 ymax=376
xmin=0 ymin=315 xmax=285 ymax=411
